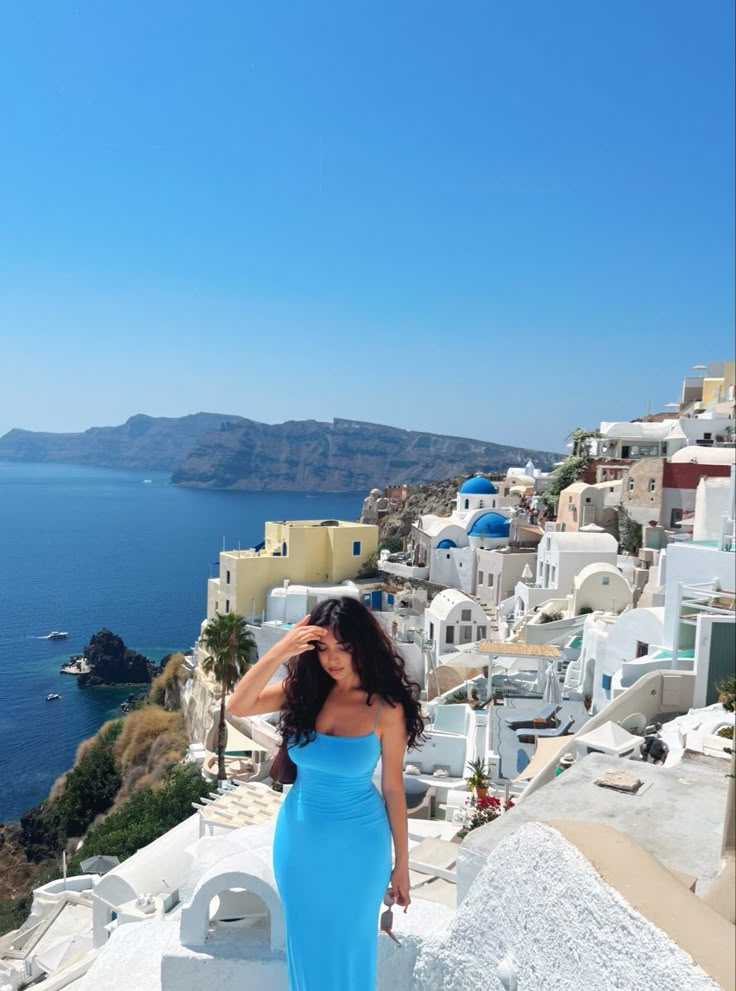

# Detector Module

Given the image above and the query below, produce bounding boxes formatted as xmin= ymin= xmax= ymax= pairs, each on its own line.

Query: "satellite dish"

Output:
xmin=619 ymin=712 xmax=648 ymax=736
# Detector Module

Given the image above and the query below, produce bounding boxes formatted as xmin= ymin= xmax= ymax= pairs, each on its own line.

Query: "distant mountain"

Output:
xmin=0 ymin=413 xmax=245 ymax=472
xmin=0 ymin=413 xmax=559 ymax=489
xmin=171 ymin=416 xmax=559 ymax=490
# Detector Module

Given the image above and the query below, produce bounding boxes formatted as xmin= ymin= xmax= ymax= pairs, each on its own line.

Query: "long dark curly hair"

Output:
xmin=279 ymin=597 xmax=426 ymax=750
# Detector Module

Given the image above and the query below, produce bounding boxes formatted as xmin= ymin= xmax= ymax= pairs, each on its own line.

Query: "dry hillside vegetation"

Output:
xmin=113 ymin=707 xmax=188 ymax=800
xmin=148 ymin=652 xmax=188 ymax=708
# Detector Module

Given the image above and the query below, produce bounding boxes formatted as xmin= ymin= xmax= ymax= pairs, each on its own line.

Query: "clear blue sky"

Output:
xmin=1 ymin=1 xmax=733 ymax=451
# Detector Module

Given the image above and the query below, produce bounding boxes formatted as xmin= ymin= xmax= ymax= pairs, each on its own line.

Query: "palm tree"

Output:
xmin=200 ymin=612 xmax=258 ymax=783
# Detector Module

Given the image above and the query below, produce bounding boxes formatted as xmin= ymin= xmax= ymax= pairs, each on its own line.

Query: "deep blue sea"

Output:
xmin=0 ymin=461 xmax=364 ymax=821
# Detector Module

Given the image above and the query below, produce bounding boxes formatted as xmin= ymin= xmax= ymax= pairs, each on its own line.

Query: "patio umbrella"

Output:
xmin=80 ymin=854 xmax=120 ymax=874
xmin=438 ymin=648 xmax=487 ymax=669
xmin=223 ymin=722 xmax=269 ymax=757
xmin=542 ymin=664 xmax=562 ymax=705
xmin=35 ymin=933 xmax=94 ymax=974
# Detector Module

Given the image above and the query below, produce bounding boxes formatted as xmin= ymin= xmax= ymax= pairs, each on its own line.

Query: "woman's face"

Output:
xmin=314 ymin=626 xmax=355 ymax=683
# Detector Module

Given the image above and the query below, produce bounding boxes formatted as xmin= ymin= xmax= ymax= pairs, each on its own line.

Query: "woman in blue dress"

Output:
xmin=227 ymin=596 xmax=426 ymax=991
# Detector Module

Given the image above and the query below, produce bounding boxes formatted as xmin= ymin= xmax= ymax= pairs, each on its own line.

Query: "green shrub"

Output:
xmin=379 ymin=537 xmax=403 ymax=554
xmin=716 ymin=725 xmax=734 ymax=739
xmin=19 ymin=802 xmax=63 ymax=862
xmin=539 ymin=611 xmax=564 ymax=624
xmin=717 ymin=675 xmax=736 ymax=713
xmin=68 ymin=765 xmax=212 ymax=870
xmin=56 ymin=722 xmax=123 ymax=837
xmin=21 ymin=722 xmax=123 ymax=858
xmin=357 ymin=552 xmax=379 ymax=578
xmin=0 ymin=893 xmax=32 ymax=937
xmin=618 ymin=506 xmax=643 ymax=555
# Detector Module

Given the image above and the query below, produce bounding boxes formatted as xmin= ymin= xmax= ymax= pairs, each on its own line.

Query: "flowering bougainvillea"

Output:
xmin=457 ymin=793 xmax=515 ymax=838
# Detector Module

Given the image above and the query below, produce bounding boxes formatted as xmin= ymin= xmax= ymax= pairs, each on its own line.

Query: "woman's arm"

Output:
xmin=226 ymin=618 xmax=326 ymax=717
xmin=379 ymin=702 xmax=411 ymax=909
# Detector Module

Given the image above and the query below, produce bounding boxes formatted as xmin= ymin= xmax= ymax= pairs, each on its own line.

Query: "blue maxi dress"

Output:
xmin=272 ymin=703 xmax=392 ymax=991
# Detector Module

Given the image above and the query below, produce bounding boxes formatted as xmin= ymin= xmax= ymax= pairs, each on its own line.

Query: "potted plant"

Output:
xmin=717 ymin=675 xmax=736 ymax=713
xmin=465 ymin=756 xmax=491 ymax=799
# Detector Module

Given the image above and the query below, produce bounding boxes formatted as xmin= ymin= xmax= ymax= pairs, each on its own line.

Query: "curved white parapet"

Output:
xmin=179 ymin=848 xmax=285 ymax=953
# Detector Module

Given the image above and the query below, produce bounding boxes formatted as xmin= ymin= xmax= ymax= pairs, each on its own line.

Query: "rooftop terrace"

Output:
xmin=458 ymin=750 xmax=729 ymax=903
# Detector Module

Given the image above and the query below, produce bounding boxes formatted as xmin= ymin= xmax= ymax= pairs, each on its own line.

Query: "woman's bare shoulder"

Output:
xmin=377 ymin=696 xmax=405 ymax=727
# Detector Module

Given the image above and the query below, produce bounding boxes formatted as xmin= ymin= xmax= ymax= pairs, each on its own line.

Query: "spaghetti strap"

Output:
xmin=373 ymin=697 xmax=383 ymax=731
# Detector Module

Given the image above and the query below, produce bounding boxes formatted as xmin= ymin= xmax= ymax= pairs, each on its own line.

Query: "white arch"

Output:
xmin=180 ymin=851 xmax=285 ymax=952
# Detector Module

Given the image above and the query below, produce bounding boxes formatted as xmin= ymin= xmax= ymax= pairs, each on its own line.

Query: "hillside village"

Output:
xmin=2 ymin=360 xmax=735 ymax=991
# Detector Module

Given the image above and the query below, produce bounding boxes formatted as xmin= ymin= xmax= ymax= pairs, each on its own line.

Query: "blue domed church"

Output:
xmin=408 ymin=475 xmax=514 ymax=593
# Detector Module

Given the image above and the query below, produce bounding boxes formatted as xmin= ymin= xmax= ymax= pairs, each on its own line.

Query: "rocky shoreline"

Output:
xmin=0 ymin=646 xmax=190 ymax=923
xmin=64 ymin=628 xmax=158 ymax=688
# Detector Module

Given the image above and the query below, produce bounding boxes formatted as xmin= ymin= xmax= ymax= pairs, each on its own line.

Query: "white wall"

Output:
xmin=662 ymin=543 xmax=736 ymax=646
xmin=405 ymin=728 xmax=468 ymax=777
xmin=556 ymin=548 xmax=617 ymax=597
xmin=572 ymin=569 xmax=632 ymax=615
xmin=693 ymin=477 xmax=732 ymax=542
xmin=476 ymin=549 xmax=536 ymax=608
xmin=590 ymin=608 xmax=666 ymax=713
xmin=429 ymin=546 xmax=475 ymax=593
xmin=265 ymin=584 xmax=361 ymax=623
xmin=535 ymin=536 xmax=617 ymax=595
xmin=372 ymin=612 xmax=425 ymax=690
xmin=661 ymin=486 xmax=696 ymax=529
xmin=513 ymin=581 xmax=554 ymax=618
xmin=425 ymin=599 xmax=489 ymax=661
xmin=679 ymin=415 xmax=735 ymax=445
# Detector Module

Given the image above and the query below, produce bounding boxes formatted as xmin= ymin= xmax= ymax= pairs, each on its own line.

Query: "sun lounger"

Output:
xmin=407 ymin=837 xmax=458 ymax=891
xmin=516 ymin=717 xmax=575 ymax=745
xmin=504 ymin=704 xmax=561 ymax=731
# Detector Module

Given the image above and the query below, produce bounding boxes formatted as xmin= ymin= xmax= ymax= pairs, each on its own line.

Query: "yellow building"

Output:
xmin=207 ymin=519 xmax=379 ymax=619
xmin=701 ymin=360 xmax=735 ymax=407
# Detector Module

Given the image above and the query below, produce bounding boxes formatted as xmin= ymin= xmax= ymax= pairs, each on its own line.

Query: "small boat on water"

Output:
xmin=44 ymin=631 xmax=69 ymax=640
xmin=142 ymin=479 xmax=153 ymax=485
xmin=46 ymin=693 xmax=62 ymax=701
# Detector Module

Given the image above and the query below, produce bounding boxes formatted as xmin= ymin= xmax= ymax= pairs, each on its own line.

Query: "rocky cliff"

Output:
xmin=377 ymin=475 xmax=475 ymax=542
xmin=77 ymin=629 xmax=158 ymax=687
xmin=0 ymin=412 xmax=558 ymax=491
xmin=0 ymin=412 xmax=244 ymax=472
xmin=172 ymin=417 xmax=557 ymax=491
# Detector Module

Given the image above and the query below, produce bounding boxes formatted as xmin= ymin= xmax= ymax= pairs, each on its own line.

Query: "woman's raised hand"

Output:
xmin=276 ymin=615 xmax=326 ymax=658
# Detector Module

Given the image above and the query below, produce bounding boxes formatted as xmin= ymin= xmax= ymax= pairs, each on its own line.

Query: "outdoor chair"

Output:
xmin=504 ymin=703 xmax=561 ymax=731
xmin=516 ymin=717 xmax=575 ymax=745
xmin=407 ymin=837 xmax=458 ymax=891
xmin=404 ymin=777 xmax=436 ymax=819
